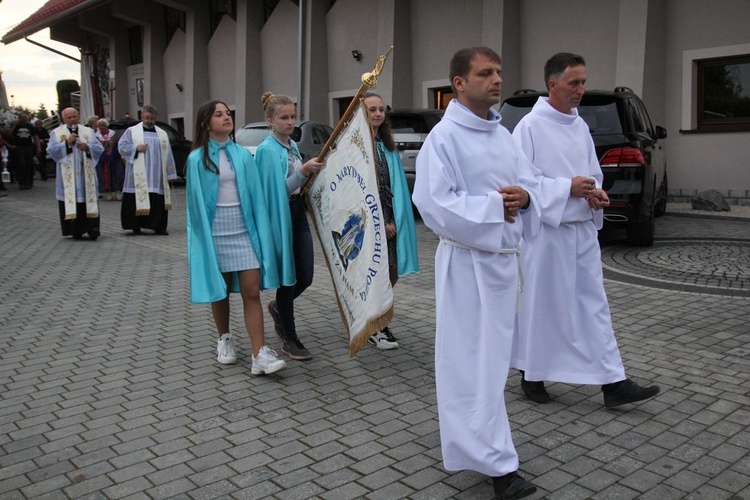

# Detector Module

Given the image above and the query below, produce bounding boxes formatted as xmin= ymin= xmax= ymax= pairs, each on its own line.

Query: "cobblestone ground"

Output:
xmin=1 ymin=179 xmax=748 ymax=499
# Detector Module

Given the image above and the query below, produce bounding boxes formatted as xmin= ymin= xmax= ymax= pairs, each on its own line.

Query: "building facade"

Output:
xmin=4 ymin=0 xmax=749 ymax=200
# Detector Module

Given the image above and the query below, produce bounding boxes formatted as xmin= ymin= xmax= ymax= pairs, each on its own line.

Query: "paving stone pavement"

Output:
xmin=1 ymin=178 xmax=749 ymax=500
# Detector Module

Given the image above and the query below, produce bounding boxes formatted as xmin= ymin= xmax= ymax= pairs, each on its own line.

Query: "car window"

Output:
xmin=312 ymin=126 xmax=329 ymax=145
xmin=625 ymin=100 xmax=646 ymax=133
xmin=499 ymin=103 xmax=534 ymax=133
xmin=290 ymin=127 xmax=302 ymax=142
xmin=633 ymin=99 xmax=654 ymax=136
xmin=157 ymin=123 xmax=178 ymax=141
xmin=578 ymin=102 xmax=623 ymax=135
xmin=390 ymin=115 xmax=429 ymax=134
xmin=235 ymin=127 xmax=271 ymax=147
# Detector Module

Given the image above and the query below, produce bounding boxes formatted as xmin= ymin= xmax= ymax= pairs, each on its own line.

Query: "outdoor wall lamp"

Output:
xmin=351 ymin=50 xmax=362 ymax=62
xmin=175 ymin=83 xmax=183 ymax=91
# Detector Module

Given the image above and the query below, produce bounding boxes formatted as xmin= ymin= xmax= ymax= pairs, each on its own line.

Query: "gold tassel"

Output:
xmin=348 ymin=306 xmax=394 ymax=357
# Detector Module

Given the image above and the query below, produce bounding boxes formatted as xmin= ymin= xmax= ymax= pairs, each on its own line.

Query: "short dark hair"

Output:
xmin=449 ymin=46 xmax=502 ymax=93
xmin=544 ymin=52 xmax=586 ymax=90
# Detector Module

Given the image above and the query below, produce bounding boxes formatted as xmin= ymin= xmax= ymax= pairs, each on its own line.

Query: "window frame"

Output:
xmin=696 ymin=54 xmax=750 ymax=132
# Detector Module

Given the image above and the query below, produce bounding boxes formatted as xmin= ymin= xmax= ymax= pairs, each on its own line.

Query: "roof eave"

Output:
xmin=1 ymin=0 xmax=109 ymax=45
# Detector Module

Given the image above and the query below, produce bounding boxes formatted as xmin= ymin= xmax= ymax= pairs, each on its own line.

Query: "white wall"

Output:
xmin=260 ymin=0 xmax=300 ymax=103
xmin=410 ymin=0 xmax=483 ymax=104
xmin=517 ymin=0 xmax=619 ymax=92
xmin=326 ymin=0 xmax=380 ymax=95
xmin=163 ymin=30 xmax=186 ymax=119
xmin=208 ymin=15 xmax=238 ymax=108
xmin=663 ymin=0 xmax=750 ymax=193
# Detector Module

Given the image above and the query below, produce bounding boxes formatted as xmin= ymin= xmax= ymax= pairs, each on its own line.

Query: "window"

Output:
xmin=128 ymin=26 xmax=143 ymax=65
xmin=165 ymin=7 xmax=186 ymax=46
xmin=432 ymin=86 xmax=454 ymax=110
xmin=210 ymin=0 xmax=236 ymax=35
xmin=697 ymin=55 xmax=750 ymax=131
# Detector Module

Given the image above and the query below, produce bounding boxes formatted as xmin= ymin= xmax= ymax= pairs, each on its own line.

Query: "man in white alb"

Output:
xmin=412 ymin=46 xmax=538 ymax=500
xmin=511 ymin=52 xmax=660 ymax=408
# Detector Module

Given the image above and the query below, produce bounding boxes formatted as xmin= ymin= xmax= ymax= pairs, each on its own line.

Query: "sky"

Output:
xmin=0 ymin=0 xmax=81 ymax=113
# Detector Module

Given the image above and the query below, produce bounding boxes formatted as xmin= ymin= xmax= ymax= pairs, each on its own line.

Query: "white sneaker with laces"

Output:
xmin=217 ymin=333 xmax=237 ymax=364
xmin=251 ymin=345 xmax=287 ymax=375
xmin=368 ymin=330 xmax=399 ymax=350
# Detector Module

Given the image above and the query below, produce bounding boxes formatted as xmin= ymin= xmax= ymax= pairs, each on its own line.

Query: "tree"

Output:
xmin=36 ymin=104 xmax=49 ymax=120
xmin=56 ymin=79 xmax=80 ymax=113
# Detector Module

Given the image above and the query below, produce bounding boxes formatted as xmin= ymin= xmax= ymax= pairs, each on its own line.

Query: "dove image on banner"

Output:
xmin=306 ymin=102 xmax=393 ymax=356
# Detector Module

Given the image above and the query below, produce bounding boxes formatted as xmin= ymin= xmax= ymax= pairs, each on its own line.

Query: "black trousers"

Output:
xmin=58 ymin=201 xmax=100 ymax=238
xmin=120 ymin=192 xmax=169 ymax=233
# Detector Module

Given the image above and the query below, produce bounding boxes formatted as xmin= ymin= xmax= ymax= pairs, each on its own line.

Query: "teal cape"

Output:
xmin=253 ymin=135 xmax=298 ymax=287
xmin=186 ymin=139 xmax=290 ymax=303
xmin=377 ymin=142 xmax=419 ymax=276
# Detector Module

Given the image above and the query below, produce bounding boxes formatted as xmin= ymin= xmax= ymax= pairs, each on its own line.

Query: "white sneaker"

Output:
xmin=217 ymin=333 xmax=237 ymax=364
xmin=251 ymin=345 xmax=287 ymax=375
xmin=368 ymin=330 xmax=399 ymax=350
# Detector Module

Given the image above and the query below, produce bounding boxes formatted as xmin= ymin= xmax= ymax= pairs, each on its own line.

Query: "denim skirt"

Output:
xmin=212 ymin=205 xmax=259 ymax=272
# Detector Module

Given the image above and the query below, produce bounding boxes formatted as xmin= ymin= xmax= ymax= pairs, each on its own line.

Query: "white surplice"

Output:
xmin=412 ymin=100 xmax=539 ymax=477
xmin=511 ymin=97 xmax=625 ymax=385
xmin=118 ymin=126 xmax=176 ymax=195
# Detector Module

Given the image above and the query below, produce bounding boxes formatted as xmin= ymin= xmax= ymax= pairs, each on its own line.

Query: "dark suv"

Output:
xmin=500 ymin=87 xmax=668 ymax=246
xmin=387 ymin=109 xmax=444 ymax=195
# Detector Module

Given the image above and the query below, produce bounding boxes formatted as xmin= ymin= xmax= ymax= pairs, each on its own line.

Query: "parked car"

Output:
xmin=234 ymin=120 xmax=333 ymax=160
xmin=108 ymin=119 xmax=192 ymax=179
xmin=500 ymin=87 xmax=668 ymax=247
xmin=387 ymin=109 xmax=444 ymax=195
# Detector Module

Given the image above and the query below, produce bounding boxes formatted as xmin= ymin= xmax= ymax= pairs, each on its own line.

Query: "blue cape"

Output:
xmin=377 ymin=142 xmax=419 ymax=276
xmin=253 ymin=135 xmax=298 ymax=287
xmin=186 ymin=139 xmax=287 ymax=303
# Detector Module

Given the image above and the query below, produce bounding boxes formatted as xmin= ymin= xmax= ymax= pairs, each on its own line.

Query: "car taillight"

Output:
xmin=600 ymin=147 xmax=647 ymax=168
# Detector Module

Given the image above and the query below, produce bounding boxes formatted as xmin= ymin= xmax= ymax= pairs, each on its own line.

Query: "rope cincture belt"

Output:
xmin=439 ymin=237 xmax=524 ymax=313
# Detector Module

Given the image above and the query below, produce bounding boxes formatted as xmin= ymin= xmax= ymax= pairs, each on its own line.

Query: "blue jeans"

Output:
xmin=275 ymin=195 xmax=314 ymax=339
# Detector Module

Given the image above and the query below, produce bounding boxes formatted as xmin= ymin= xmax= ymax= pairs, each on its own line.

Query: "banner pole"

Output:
xmin=302 ymin=46 xmax=393 ymax=194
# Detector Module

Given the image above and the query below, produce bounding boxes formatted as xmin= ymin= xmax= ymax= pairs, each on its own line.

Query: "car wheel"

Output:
xmin=654 ymin=172 xmax=668 ymax=218
xmin=626 ymin=214 xmax=655 ymax=247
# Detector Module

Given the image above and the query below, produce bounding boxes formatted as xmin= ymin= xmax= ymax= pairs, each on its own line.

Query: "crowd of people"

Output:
xmin=0 ymin=112 xmax=125 ymax=202
xmin=2 ymin=46 xmax=665 ymax=500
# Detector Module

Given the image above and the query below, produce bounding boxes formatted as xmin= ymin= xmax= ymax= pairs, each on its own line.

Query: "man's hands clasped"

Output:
xmin=571 ymin=175 xmax=609 ymax=211
xmin=499 ymin=185 xmax=529 ymax=223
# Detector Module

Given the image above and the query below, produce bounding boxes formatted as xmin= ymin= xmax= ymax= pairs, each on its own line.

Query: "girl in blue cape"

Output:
xmin=362 ymin=93 xmax=419 ymax=350
xmin=254 ymin=92 xmax=325 ymax=361
xmin=186 ymin=100 xmax=288 ymax=375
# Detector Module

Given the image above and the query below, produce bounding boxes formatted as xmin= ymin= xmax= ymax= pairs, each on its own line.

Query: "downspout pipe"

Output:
xmin=297 ymin=0 xmax=306 ymax=120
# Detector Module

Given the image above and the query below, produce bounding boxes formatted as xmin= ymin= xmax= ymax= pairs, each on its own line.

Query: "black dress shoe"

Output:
xmin=520 ymin=371 xmax=551 ymax=403
xmin=492 ymin=471 xmax=537 ymax=500
xmin=602 ymin=379 xmax=660 ymax=407
xmin=155 ymin=229 xmax=169 ymax=235
xmin=88 ymin=229 xmax=100 ymax=241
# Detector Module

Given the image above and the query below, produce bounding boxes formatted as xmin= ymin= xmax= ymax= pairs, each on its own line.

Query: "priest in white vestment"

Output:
xmin=413 ymin=46 xmax=538 ymax=500
xmin=48 ymin=107 xmax=104 ymax=240
xmin=118 ymin=104 xmax=177 ymax=235
xmin=510 ymin=52 xmax=660 ymax=408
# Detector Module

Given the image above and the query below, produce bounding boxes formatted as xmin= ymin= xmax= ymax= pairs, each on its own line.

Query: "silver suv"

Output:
xmin=387 ymin=109 xmax=444 ymax=195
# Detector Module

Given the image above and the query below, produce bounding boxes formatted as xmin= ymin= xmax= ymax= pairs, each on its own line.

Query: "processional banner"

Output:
xmin=306 ymin=103 xmax=393 ymax=356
